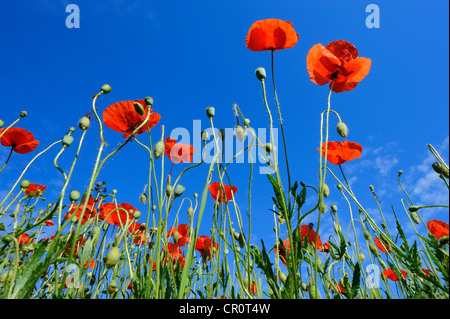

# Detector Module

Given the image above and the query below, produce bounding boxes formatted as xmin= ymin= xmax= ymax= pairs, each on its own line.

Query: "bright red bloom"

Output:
xmin=36 ymin=218 xmax=55 ymax=227
xmin=427 ymin=220 xmax=449 ymax=239
xmin=63 ymin=236 xmax=86 ymax=258
xmin=0 ymin=127 xmax=39 ymax=154
xmin=322 ymin=242 xmax=330 ymax=253
xmin=167 ymin=223 xmax=192 ymax=247
xmin=24 ymin=183 xmax=47 ymax=197
xmin=102 ymin=99 xmax=161 ymax=138
xmin=374 ymin=237 xmax=391 ymax=254
xmin=129 ymin=223 xmax=148 ymax=245
xmin=151 ymin=242 xmax=186 ymax=271
xmin=83 ymin=258 xmax=96 ymax=269
xmin=99 ymin=202 xmax=136 ymax=227
xmin=246 ymin=19 xmax=299 ymax=51
xmin=319 ymin=140 xmax=362 ymax=165
xmin=274 ymin=238 xmax=291 ymax=267
xmin=17 ymin=233 xmax=34 ymax=245
xmin=164 ymin=137 xmax=195 ymax=163
xmin=421 ymin=268 xmax=431 ymax=276
xmin=307 ymin=40 xmax=371 ymax=93
xmin=195 ymin=235 xmax=219 ymax=261
xmin=337 ymin=283 xmax=346 ymax=293
xmin=208 ymin=182 xmax=238 ymax=203
xmin=299 ymin=224 xmax=323 ymax=250
xmin=383 ymin=268 xmax=408 ymax=282
xmin=65 ymin=196 xmax=97 ymax=224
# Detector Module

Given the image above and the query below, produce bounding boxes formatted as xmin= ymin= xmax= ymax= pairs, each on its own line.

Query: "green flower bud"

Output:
xmin=244 ymin=118 xmax=250 ymax=126
xmin=187 ymin=207 xmax=194 ymax=218
xmin=369 ymin=243 xmax=381 ymax=257
xmin=255 ymin=67 xmax=266 ymax=81
xmin=107 ymin=280 xmax=117 ymax=294
xmin=336 ymin=121 xmax=348 ymax=137
xmin=78 ymin=116 xmax=90 ymax=130
xmin=410 ymin=211 xmax=420 ymax=224
xmin=363 ymin=230 xmax=371 ymax=241
xmin=322 ymin=183 xmax=330 ymax=198
xmin=101 ymin=84 xmax=112 ymax=94
xmin=0 ymin=119 xmax=4 ymax=128
xmin=165 ymin=185 xmax=173 ymax=197
xmin=20 ymin=179 xmax=31 ymax=189
xmin=206 ymin=107 xmax=215 ymax=119
xmin=432 ymin=162 xmax=449 ymax=178
xmin=174 ymin=184 xmax=185 ymax=197
xmin=358 ymin=253 xmax=366 ymax=263
xmin=439 ymin=236 xmax=449 ymax=246
xmin=91 ymin=226 xmax=101 ymax=246
xmin=409 ymin=206 xmax=419 ymax=212
xmin=105 ymin=247 xmax=121 ymax=269
xmin=69 ymin=190 xmax=80 ymax=202
xmin=201 ymin=130 xmax=210 ymax=141
xmin=278 ymin=271 xmax=287 ymax=285
xmin=62 ymin=135 xmax=74 ymax=147
xmin=334 ymin=223 xmax=341 ymax=234
xmin=193 ymin=193 xmax=198 ymax=199
xmin=139 ymin=192 xmax=147 ymax=204
xmin=69 ymin=127 xmax=76 ymax=133
xmin=235 ymin=125 xmax=246 ymax=142
xmin=153 ymin=140 xmax=164 ymax=159
xmin=331 ymin=204 xmax=338 ymax=213
xmin=20 ymin=111 xmax=28 ymax=118
xmin=133 ymin=102 xmax=145 ymax=116
xmin=398 ymin=170 xmax=403 ymax=177
xmin=133 ymin=211 xmax=141 ymax=219
xmin=308 ymin=283 xmax=322 ymax=299
xmin=378 ymin=259 xmax=387 ymax=270
xmin=145 ymin=96 xmax=154 ymax=106
xmin=263 ymin=143 xmax=275 ymax=154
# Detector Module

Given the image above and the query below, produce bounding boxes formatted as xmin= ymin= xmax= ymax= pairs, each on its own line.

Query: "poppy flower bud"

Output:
xmin=187 ymin=207 xmax=194 ymax=218
xmin=145 ymin=96 xmax=154 ymax=106
xmin=263 ymin=143 xmax=275 ymax=154
xmin=337 ymin=184 xmax=343 ymax=191
xmin=107 ymin=280 xmax=117 ymax=295
xmin=139 ymin=192 xmax=147 ymax=204
xmin=105 ymin=247 xmax=121 ymax=269
xmin=174 ymin=184 xmax=185 ymax=197
xmin=369 ymin=243 xmax=381 ymax=257
xmin=244 ymin=118 xmax=251 ymax=126
xmin=334 ymin=223 xmax=341 ymax=234
xmin=153 ymin=140 xmax=164 ymax=159
xmin=410 ymin=211 xmax=420 ymax=224
xmin=336 ymin=121 xmax=348 ymax=137
xmin=319 ymin=202 xmax=327 ymax=214
xmin=363 ymin=230 xmax=371 ymax=240
xmin=308 ymin=223 xmax=314 ymax=230
xmin=206 ymin=107 xmax=215 ymax=119
xmin=277 ymin=215 xmax=285 ymax=225
xmin=378 ymin=259 xmax=387 ymax=270
xmin=235 ymin=125 xmax=246 ymax=142
xmin=101 ymin=84 xmax=112 ymax=94
xmin=201 ymin=130 xmax=210 ymax=141
xmin=432 ymin=162 xmax=449 ymax=178
xmin=166 ymin=185 xmax=173 ymax=197
xmin=0 ymin=119 xmax=4 ymax=128
xmin=91 ymin=226 xmax=101 ymax=245
xmin=322 ymin=183 xmax=330 ymax=198
xmin=20 ymin=111 xmax=28 ymax=118
xmin=133 ymin=102 xmax=145 ymax=116
xmin=369 ymin=185 xmax=374 ymax=192
xmin=358 ymin=253 xmax=366 ymax=263
xmin=69 ymin=190 xmax=80 ymax=202
xmin=20 ymin=179 xmax=31 ymax=189
xmin=278 ymin=270 xmax=287 ymax=285
xmin=255 ymin=67 xmax=266 ymax=81
xmin=78 ymin=116 xmax=90 ymax=130
xmin=331 ymin=204 xmax=338 ymax=213
xmin=308 ymin=283 xmax=322 ymax=299
xmin=398 ymin=170 xmax=403 ymax=176
xmin=62 ymin=135 xmax=74 ymax=147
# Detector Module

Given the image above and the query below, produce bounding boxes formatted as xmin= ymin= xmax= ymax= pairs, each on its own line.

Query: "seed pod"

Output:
xmin=174 ymin=184 xmax=186 ymax=197
xmin=20 ymin=179 xmax=31 ymax=189
xmin=20 ymin=111 xmax=28 ymax=118
xmin=101 ymin=84 xmax=112 ymax=94
xmin=105 ymin=247 xmax=121 ymax=269
xmin=201 ymin=130 xmax=210 ymax=141
xmin=69 ymin=190 xmax=80 ymax=202
xmin=336 ymin=121 xmax=348 ymax=137
xmin=133 ymin=211 xmax=141 ymax=219
xmin=78 ymin=116 xmax=90 ymax=130
xmin=255 ymin=67 xmax=266 ymax=81
xmin=145 ymin=96 xmax=154 ymax=106
xmin=62 ymin=135 xmax=74 ymax=147
xmin=358 ymin=253 xmax=366 ymax=263
xmin=206 ymin=107 xmax=215 ymax=119
xmin=153 ymin=140 xmax=164 ymax=159
xmin=235 ymin=125 xmax=246 ymax=142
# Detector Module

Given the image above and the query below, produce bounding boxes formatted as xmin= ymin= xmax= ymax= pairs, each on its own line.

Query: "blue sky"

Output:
xmin=0 ymin=0 xmax=448 ymax=289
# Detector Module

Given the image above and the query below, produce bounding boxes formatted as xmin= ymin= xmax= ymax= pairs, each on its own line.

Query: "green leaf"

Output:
xmin=351 ymin=262 xmax=361 ymax=297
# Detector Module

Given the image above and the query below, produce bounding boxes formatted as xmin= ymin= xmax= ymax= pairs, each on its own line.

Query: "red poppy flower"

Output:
xmin=64 ymin=236 xmax=86 ymax=258
xmin=299 ymin=224 xmax=323 ymax=250
xmin=35 ymin=218 xmax=55 ymax=227
xmin=24 ymin=183 xmax=47 ymax=197
xmin=319 ymin=140 xmax=362 ymax=165
xmin=208 ymin=182 xmax=238 ymax=203
xmin=322 ymin=242 xmax=330 ymax=253
xmin=99 ymin=202 xmax=135 ymax=227
xmin=195 ymin=235 xmax=219 ymax=261
xmin=421 ymin=268 xmax=431 ymax=276
xmin=17 ymin=233 xmax=34 ymax=245
xmin=151 ymin=242 xmax=186 ymax=271
xmin=306 ymin=40 xmax=371 ymax=93
xmin=337 ymin=283 xmax=346 ymax=293
xmin=246 ymin=19 xmax=299 ymax=51
xmin=374 ymin=237 xmax=391 ymax=254
xmin=83 ymin=258 xmax=96 ymax=269
xmin=274 ymin=238 xmax=291 ymax=267
xmin=383 ymin=268 xmax=407 ymax=281
xmin=427 ymin=220 xmax=449 ymax=239
xmin=0 ymin=127 xmax=39 ymax=154
xmin=102 ymin=99 xmax=161 ymax=138
xmin=167 ymin=223 xmax=192 ymax=247
xmin=65 ymin=196 xmax=98 ymax=224
xmin=129 ymin=223 xmax=148 ymax=245
xmin=164 ymin=137 xmax=195 ymax=163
